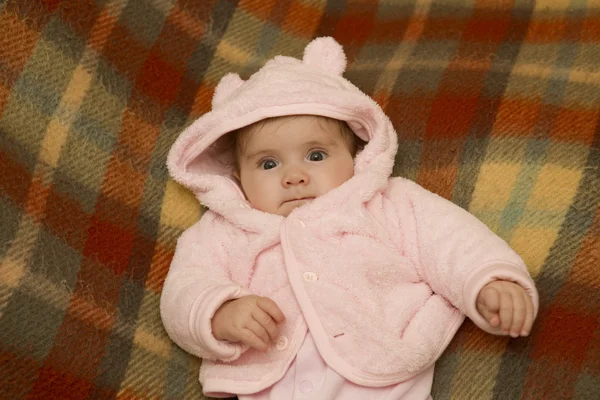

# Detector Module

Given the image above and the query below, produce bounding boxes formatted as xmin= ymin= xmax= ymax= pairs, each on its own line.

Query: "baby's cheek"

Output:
xmin=242 ymin=175 xmax=266 ymax=202
xmin=331 ymin=171 xmax=353 ymax=191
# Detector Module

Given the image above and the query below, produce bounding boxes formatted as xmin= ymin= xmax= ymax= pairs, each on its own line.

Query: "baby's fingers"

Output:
xmin=521 ymin=293 xmax=535 ymax=336
xmin=499 ymin=292 xmax=513 ymax=334
xmin=509 ymin=294 xmax=527 ymax=338
xmin=477 ymin=286 xmax=500 ymax=327
xmin=240 ymin=326 xmax=269 ymax=352
xmin=256 ymin=297 xmax=286 ymax=324
xmin=478 ymin=303 xmax=500 ymax=327
xmin=252 ymin=309 xmax=279 ymax=342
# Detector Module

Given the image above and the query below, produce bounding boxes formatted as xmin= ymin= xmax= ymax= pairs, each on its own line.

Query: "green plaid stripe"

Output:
xmin=1 ymin=0 xmax=599 ymax=399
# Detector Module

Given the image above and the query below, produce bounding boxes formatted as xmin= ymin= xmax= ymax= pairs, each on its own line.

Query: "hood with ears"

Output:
xmin=167 ymin=37 xmax=398 ymax=225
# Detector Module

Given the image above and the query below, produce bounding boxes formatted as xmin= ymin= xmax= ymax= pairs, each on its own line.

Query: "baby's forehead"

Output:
xmin=258 ymin=115 xmax=338 ymax=131
xmin=247 ymin=118 xmax=341 ymax=144
xmin=251 ymin=116 xmax=341 ymax=137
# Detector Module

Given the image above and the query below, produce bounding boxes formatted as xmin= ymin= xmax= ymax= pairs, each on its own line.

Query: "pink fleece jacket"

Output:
xmin=161 ymin=37 xmax=539 ymax=396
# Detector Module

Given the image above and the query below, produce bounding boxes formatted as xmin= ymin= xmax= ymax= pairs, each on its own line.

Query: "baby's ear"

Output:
xmin=212 ymin=73 xmax=245 ymax=108
xmin=302 ymin=37 xmax=347 ymax=76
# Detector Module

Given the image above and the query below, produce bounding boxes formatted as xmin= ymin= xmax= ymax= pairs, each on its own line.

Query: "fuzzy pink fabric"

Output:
xmin=161 ymin=37 xmax=539 ymax=396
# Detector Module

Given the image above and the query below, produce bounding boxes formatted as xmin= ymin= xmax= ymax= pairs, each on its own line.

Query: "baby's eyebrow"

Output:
xmin=244 ymin=149 xmax=275 ymax=160
xmin=304 ymin=139 xmax=337 ymax=148
xmin=243 ymin=138 xmax=338 ymax=159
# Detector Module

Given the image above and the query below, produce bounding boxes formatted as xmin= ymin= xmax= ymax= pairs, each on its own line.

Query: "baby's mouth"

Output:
xmin=283 ymin=197 xmax=315 ymax=204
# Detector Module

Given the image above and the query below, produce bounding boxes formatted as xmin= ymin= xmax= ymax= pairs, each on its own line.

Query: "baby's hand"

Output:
xmin=476 ymin=281 xmax=534 ymax=338
xmin=211 ymin=295 xmax=286 ymax=352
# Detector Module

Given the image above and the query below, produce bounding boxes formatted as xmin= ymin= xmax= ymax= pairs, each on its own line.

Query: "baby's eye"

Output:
xmin=308 ymin=151 xmax=327 ymax=162
xmin=260 ymin=159 xmax=278 ymax=170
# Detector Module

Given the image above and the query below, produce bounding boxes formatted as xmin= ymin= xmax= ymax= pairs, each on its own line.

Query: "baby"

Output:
xmin=161 ymin=37 xmax=539 ymax=399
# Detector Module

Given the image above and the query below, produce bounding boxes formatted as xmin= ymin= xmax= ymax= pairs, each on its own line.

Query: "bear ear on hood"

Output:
xmin=212 ymin=73 xmax=245 ymax=108
xmin=302 ymin=36 xmax=347 ymax=76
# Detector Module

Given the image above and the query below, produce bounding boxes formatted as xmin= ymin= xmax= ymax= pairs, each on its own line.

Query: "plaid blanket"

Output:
xmin=1 ymin=0 xmax=599 ymax=399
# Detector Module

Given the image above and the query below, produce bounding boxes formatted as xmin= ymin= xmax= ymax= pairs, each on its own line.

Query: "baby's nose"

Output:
xmin=283 ymin=169 xmax=310 ymax=187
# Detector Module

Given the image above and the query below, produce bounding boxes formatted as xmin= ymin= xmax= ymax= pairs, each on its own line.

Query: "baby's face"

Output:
xmin=236 ymin=116 xmax=355 ymax=217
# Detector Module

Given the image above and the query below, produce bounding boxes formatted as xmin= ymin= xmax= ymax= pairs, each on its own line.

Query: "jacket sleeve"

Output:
xmin=160 ymin=211 xmax=253 ymax=361
xmin=385 ymin=177 xmax=539 ymax=335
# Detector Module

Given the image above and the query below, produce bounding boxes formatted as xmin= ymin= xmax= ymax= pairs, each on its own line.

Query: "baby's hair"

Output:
xmin=225 ymin=115 xmax=366 ymax=173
